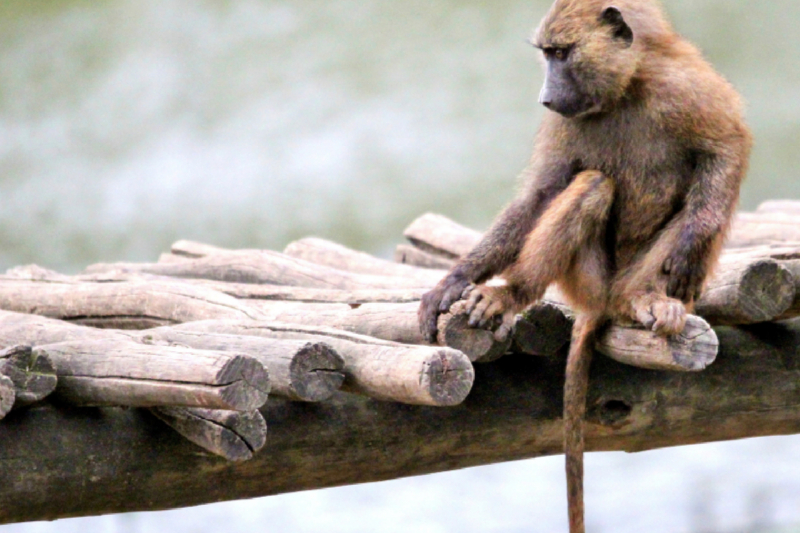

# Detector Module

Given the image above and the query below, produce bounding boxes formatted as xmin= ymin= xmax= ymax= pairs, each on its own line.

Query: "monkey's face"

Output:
xmin=534 ymin=5 xmax=639 ymax=119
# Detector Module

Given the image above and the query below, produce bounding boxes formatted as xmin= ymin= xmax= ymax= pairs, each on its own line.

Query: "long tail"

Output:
xmin=565 ymin=314 xmax=601 ymax=533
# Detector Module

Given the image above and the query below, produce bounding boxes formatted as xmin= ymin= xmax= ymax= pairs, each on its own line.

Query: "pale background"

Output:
xmin=2 ymin=1 xmax=800 ymax=532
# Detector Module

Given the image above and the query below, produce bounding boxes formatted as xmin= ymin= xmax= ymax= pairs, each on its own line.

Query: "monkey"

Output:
xmin=417 ymin=1 xmax=752 ymax=532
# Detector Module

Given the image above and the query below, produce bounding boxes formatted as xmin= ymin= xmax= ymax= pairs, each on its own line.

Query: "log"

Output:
xmin=37 ymin=340 xmax=270 ymax=410
xmin=596 ymin=315 xmax=718 ymax=372
xmin=403 ymin=213 xmax=482 ymax=258
xmin=513 ymin=297 xmax=574 ymax=357
xmin=727 ymin=212 xmax=800 ymax=248
xmin=245 ymin=300 xmax=511 ymax=363
xmin=141 ymin=329 xmax=345 ymax=402
xmin=170 ymin=239 xmax=232 ymax=258
xmin=0 ymin=375 xmax=14 ymax=420
xmin=85 ymin=251 xmax=430 ymax=290
xmin=172 ymin=320 xmax=475 ymax=407
xmin=755 ymin=200 xmax=800 ymax=214
xmin=697 ymin=258 xmax=795 ymax=324
xmin=436 ymin=300 xmax=512 ymax=363
xmin=284 ymin=237 xmax=445 ymax=285
xmin=247 ymin=301 xmax=425 ymax=344
xmin=6 ymin=266 xmax=429 ymax=304
xmin=2 ymin=321 xmax=800 ymax=523
xmin=0 ymin=345 xmax=57 ymax=407
xmin=151 ymin=407 xmax=267 ymax=462
xmin=394 ymin=244 xmax=456 ymax=269
xmin=185 ymin=281 xmax=426 ymax=304
xmin=0 ymin=279 xmax=263 ymax=329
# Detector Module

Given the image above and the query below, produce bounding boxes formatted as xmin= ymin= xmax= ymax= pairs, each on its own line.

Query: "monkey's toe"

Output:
xmin=651 ymin=298 xmax=687 ymax=336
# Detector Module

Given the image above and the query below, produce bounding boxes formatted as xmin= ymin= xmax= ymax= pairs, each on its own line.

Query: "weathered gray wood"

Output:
xmin=36 ymin=340 xmax=270 ymax=410
xmin=436 ymin=301 xmax=512 ymax=363
xmin=151 ymin=407 xmax=267 ymax=462
xmin=0 ymin=375 xmax=14 ymax=420
xmin=284 ymin=237 xmax=446 ymax=285
xmin=245 ymin=300 xmax=512 ymax=363
xmin=0 ymin=345 xmax=57 ymax=407
xmin=697 ymin=258 xmax=795 ymax=324
xmin=1 ymin=321 xmax=800 ymax=523
xmin=6 ymin=267 xmax=429 ymax=304
xmin=246 ymin=300 xmax=425 ymax=345
xmin=170 ymin=240 xmax=230 ymax=258
xmin=85 ymin=251 xmax=430 ymax=290
xmin=185 ymin=281 xmax=426 ymax=304
xmin=514 ymin=297 xmax=574 ymax=358
xmin=172 ymin=320 xmax=475 ymax=407
xmin=394 ymin=244 xmax=457 ymax=269
xmin=403 ymin=213 xmax=482 ymax=258
xmin=727 ymin=212 xmax=800 ymax=248
xmin=596 ymin=315 xmax=718 ymax=371
xmin=0 ymin=279 xmax=263 ymax=329
xmin=142 ymin=329 xmax=345 ymax=402
xmin=755 ymin=200 xmax=800 ymax=214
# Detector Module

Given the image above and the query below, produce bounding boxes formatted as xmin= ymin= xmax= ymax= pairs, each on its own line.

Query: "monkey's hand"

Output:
xmin=464 ymin=283 xmax=521 ymax=342
xmin=418 ymin=273 xmax=471 ymax=343
xmin=663 ymin=253 xmax=706 ymax=304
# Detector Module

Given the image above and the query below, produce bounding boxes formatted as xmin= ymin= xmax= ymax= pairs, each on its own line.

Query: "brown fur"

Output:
xmin=418 ymin=1 xmax=751 ymax=531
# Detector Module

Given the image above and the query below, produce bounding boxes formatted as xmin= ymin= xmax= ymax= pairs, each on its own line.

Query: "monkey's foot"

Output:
xmin=464 ymin=283 xmax=521 ymax=342
xmin=631 ymin=294 xmax=687 ymax=336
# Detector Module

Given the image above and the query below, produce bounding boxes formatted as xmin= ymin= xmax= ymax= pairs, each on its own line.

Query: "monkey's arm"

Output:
xmin=664 ymin=141 xmax=750 ymax=303
xmin=418 ymin=159 xmax=572 ymax=342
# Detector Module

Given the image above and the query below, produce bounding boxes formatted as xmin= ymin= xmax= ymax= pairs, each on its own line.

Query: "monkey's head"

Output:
xmin=532 ymin=0 xmax=671 ymax=118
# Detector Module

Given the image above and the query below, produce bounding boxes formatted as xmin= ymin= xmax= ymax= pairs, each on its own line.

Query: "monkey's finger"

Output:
xmin=479 ymin=299 xmax=506 ymax=328
xmin=461 ymin=284 xmax=476 ymax=300
xmin=493 ymin=311 xmax=517 ymax=342
xmin=662 ymin=257 xmax=673 ymax=274
xmin=465 ymin=288 xmax=484 ymax=315
xmin=635 ymin=307 xmax=656 ymax=330
xmin=468 ymin=296 xmax=493 ymax=328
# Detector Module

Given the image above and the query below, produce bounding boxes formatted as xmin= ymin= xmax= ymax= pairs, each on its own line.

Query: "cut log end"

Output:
xmin=217 ymin=356 xmax=271 ymax=411
xmin=596 ymin=315 xmax=718 ymax=372
xmin=152 ymin=407 xmax=267 ymax=462
xmin=698 ymin=259 xmax=795 ymax=325
xmin=737 ymin=260 xmax=795 ymax=322
xmin=289 ymin=342 xmax=346 ymax=402
xmin=0 ymin=374 xmax=14 ymax=420
xmin=514 ymin=302 xmax=574 ymax=358
xmin=422 ymin=348 xmax=475 ymax=407
xmin=436 ymin=301 xmax=511 ymax=363
xmin=0 ymin=345 xmax=57 ymax=406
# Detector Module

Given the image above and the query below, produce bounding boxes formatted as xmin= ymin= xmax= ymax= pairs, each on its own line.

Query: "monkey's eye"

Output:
xmin=543 ymin=47 xmax=570 ymax=61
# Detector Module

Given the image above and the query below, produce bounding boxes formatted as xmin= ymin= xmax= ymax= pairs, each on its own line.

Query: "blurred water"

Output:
xmin=2 ymin=1 xmax=800 ymax=531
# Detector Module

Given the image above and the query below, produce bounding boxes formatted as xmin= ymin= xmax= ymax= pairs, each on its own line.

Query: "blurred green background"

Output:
xmin=0 ymin=0 xmax=798 ymax=273
xmin=2 ymin=1 xmax=800 ymax=532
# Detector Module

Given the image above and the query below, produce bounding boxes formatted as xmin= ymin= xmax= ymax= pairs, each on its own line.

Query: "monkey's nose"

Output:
xmin=538 ymin=85 xmax=553 ymax=109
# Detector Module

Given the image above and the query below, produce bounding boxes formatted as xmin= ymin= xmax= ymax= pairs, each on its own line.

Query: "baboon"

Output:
xmin=418 ymin=1 xmax=752 ymax=532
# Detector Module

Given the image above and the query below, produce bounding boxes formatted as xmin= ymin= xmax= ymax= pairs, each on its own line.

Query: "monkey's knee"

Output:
xmin=570 ymin=170 xmax=615 ymax=216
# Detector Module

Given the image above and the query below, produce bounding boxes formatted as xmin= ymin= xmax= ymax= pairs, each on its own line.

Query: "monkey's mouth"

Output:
xmin=549 ymin=95 xmax=602 ymax=118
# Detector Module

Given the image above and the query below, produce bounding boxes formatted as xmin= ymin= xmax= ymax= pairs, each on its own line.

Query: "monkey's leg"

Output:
xmin=610 ymin=244 xmax=690 ymax=336
xmin=465 ymin=170 xmax=614 ymax=340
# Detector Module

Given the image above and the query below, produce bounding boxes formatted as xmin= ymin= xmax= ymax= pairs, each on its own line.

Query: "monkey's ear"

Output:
xmin=601 ymin=6 xmax=634 ymax=46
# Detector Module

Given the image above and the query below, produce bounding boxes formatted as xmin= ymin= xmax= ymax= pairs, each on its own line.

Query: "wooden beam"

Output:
xmin=1 ymin=320 xmax=800 ymax=524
